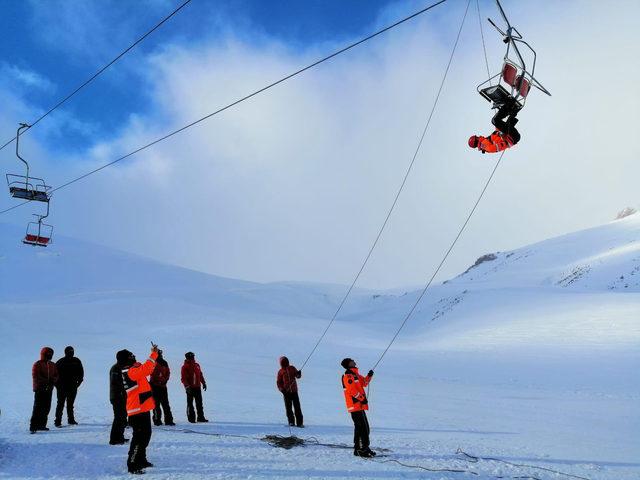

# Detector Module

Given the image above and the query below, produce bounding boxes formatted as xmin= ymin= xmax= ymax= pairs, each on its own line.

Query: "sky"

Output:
xmin=0 ymin=0 xmax=638 ymax=290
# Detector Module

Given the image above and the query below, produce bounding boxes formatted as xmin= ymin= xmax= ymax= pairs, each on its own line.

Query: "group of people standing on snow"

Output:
xmin=109 ymin=347 xmax=209 ymax=474
xmin=30 ymin=346 xmax=84 ymax=433
xmin=30 ymin=344 xmax=376 ymax=474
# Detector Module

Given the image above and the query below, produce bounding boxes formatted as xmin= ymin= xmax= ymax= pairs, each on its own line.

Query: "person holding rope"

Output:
xmin=276 ymin=356 xmax=303 ymax=427
xmin=341 ymin=358 xmax=376 ymax=458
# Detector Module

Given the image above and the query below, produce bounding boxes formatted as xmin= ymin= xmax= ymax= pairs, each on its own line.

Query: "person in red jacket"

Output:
xmin=121 ymin=345 xmax=159 ymax=474
xmin=469 ymin=102 xmax=521 ymax=154
xmin=181 ymin=352 xmax=208 ymax=423
xmin=30 ymin=347 xmax=59 ymax=433
xmin=341 ymin=358 xmax=375 ymax=458
xmin=276 ymin=356 xmax=303 ymax=427
xmin=150 ymin=350 xmax=174 ymax=426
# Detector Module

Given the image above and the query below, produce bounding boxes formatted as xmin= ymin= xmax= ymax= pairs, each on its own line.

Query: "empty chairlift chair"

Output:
xmin=6 ymin=124 xmax=52 ymax=203
xmin=23 ymin=217 xmax=53 ymax=247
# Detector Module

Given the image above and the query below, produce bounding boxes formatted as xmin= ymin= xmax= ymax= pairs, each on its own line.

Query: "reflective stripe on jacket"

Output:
xmin=123 ymin=351 xmax=158 ymax=416
xmin=341 ymin=368 xmax=371 ymax=413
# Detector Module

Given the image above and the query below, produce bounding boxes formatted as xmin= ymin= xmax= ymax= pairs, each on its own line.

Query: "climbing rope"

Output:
xmin=457 ymin=449 xmax=592 ymax=480
xmin=477 ymin=0 xmax=493 ymax=84
xmin=372 ymin=150 xmax=505 ymax=370
xmin=300 ymin=0 xmax=472 ymax=370
xmin=0 ymin=0 xmax=193 ymax=152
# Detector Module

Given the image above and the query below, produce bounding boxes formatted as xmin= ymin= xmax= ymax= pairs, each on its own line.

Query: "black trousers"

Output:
xmin=492 ymin=103 xmax=521 ymax=144
xmin=282 ymin=391 xmax=303 ymax=426
xmin=186 ymin=387 xmax=205 ymax=422
xmin=110 ymin=398 xmax=128 ymax=443
xmin=350 ymin=411 xmax=370 ymax=451
xmin=127 ymin=411 xmax=152 ymax=470
xmin=30 ymin=388 xmax=53 ymax=431
xmin=151 ymin=385 xmax=173 ymax=425
xmin=55 ymin=386 xmax=78 ymax=423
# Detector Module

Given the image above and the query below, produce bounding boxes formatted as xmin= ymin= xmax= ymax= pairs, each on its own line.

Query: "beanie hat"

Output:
xmin=185 ymin=352 xmax=195 ymax=359
xmin=64 ymin=346 xmax=74 ymax=356
xmin=341 ymin=358 xmax=353 ymax=369
xmin=116 ymin=349 xmax=132 ymax=363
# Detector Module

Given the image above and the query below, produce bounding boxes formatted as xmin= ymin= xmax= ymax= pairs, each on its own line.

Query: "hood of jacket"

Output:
xmin=40 ymin=347 xmax=54 ymax=361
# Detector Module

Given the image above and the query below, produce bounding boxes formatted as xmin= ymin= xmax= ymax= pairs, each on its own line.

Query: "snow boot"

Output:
xmin=68 ymin=419 xmax=78 ymax=425
xmin=196 ymin=418 xmax=209 ymax=423
xmin=153 ymin=421 xmax=162 ymax=427
xmin=354 ymin=449 xmax=374 ymax=458
xmin=140 ymin=461 xmax=153 ymax=468
xmin=164 ymin=421 xmax=176 ymax=426
xmin=127 ymin=466 xmax=145 ymax=475
xmin=54 ymin=421 xmax=62 ymax=428
xmin=38 ymin=427 xmax=50 ymax=431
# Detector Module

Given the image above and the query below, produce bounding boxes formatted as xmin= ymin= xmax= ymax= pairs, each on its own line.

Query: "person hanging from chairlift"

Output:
xmin=468 ymin=99 xmax=521 ymax=154
xmin=341 ymin=358 xmax=376 ymax=458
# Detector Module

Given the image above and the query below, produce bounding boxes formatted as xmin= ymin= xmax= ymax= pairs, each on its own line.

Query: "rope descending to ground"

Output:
xmin=457 ymin=449 xmax=592 ymax=480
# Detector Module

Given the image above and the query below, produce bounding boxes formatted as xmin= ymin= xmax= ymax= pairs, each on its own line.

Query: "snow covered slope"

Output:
xmin=0 ymin=216 xmax=638 ymax=479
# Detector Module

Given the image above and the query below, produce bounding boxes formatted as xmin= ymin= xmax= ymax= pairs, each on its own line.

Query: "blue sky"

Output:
xmin=0 ymin=0 xmax=417 ymax=154
xmin=0 ymin=0 xmax=638 ymax=289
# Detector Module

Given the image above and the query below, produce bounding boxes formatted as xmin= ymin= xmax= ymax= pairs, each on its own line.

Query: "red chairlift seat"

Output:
xmin=516 ymin=74 xmax=530 ymax=98
xmin=502 ymin=62 xmax=518 ymax=87
xmin=478 ymin=62 xmax=525 ymax=109
xmin=23 ymin=234 xmax=51 ymax=247
xmin=22 ymin=219 xmax=53 ymax=247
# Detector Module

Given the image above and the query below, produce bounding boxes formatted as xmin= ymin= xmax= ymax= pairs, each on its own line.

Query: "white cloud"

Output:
xmin=0 ymin=63 xmax=55 ymax=92
xmin=2 ymin=0 xmax=639 ymax=290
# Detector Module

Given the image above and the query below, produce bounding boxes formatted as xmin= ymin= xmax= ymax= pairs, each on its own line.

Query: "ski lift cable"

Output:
xmin=0 ymin=0 xmax=450 ymax=217
xmin=0 ymin=0 xmax=193 ymax=153
xmin=0 ymin=0 xmax=451 ymax=217
xmin=476 ymin=0 xmax=492 ymax=84
xmin=300 ymin=0 xmax=471 ymax=370
xmin=371 ymin=150 xmax=505 ymax=371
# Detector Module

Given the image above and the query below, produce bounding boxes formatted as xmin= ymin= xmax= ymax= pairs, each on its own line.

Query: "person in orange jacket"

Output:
xmin=30 ymin=347 xmax=59 ymax=433
xmin=469 ymin=102 xmax=521 ymax=154
xmin=120 ymin=345 xmax=159 ymax=474
xmin=341 ymin=358 xmax=376 ymax=458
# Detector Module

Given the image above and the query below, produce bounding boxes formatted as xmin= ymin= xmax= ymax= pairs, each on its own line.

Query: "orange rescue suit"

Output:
xmin=123 ymin=351 xmax=158 ymax=417
xmin=342 ymin=368 xmax=372 ymax=413
xmin=477 ymin=130 xmax=515 ymax=154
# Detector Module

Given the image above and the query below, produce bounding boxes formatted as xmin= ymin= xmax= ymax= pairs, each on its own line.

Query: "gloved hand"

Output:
xmin=361 ymin=398 xmax=368 ymax=405
xmin=295 ymin=370 xmax=302 ymax=379
xmin=202 ymin=383 xmax=207 ymax=391
xmin=367 ymin=370 xmax=374 ymax=377
xmin=185 ymin=386 xmax=191 ymax=394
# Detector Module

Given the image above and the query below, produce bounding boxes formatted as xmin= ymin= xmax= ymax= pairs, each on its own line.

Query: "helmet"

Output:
xmin=468 ymin=136 xmax=479 ymax=148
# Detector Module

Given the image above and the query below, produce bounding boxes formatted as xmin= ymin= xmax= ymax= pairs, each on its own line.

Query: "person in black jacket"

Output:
xmin=54 ymin=346 xmax=84 ymax=427
xmin=109 ymin=350 xmax=131 ymax=445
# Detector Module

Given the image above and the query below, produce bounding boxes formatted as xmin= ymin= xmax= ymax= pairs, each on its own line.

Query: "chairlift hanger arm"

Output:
xmin=487 ymin=0 xmax=551 ymax=97
xmin=15 ymin=124 xmax=31 ymax=177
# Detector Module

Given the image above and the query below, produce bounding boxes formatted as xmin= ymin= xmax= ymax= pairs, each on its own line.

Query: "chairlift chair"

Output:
xmin=23 ymin=216 xmax=53 ymax=247
xmin=477 ymin=0 xmax=551 ymax=110
xmin=6 ymin=123 xmax=51 ymax=202
xmin=22 ymin=196 xmax=53 ymax=247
